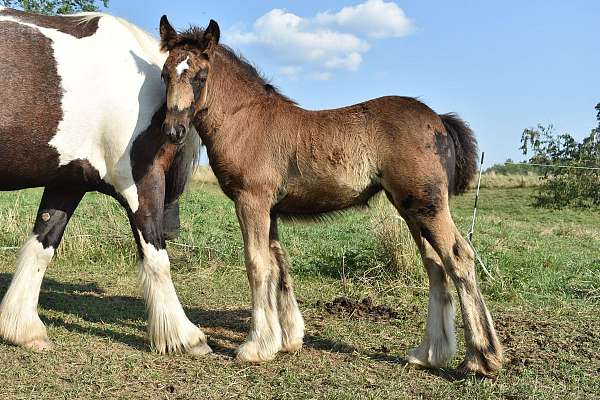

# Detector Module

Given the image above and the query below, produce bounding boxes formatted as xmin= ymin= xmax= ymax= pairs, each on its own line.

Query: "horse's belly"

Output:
xmin=275 ymin=176 xmax=381 ymax=215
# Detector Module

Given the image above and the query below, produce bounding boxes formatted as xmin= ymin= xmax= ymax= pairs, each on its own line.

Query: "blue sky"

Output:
xmin=104 ymin=1 xmax=600 ymax=166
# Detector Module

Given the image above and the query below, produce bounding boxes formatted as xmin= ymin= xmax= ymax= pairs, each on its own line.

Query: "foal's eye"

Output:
xmin=196 ymin=70 xmax=208 ymax=83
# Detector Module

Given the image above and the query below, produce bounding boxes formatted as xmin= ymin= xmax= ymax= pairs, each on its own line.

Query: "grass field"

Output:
xmin=0 ymin=183 xmax=598 ymax=399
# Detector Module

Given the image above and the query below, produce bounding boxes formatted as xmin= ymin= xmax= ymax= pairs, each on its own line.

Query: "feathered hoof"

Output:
xmin=22 ymin=337 xmax=53 ymax=351
xmin=406 ymin=344 xmax=453 ymax=369
xmin=236 ymin=341 xmax=277 ymax=363
xmin=406 ymin=346 xmax=434 ymax=368
xmin=281 ymin=338 xmax=303 ymax=353
xmin=187 ymin=339 xmax=213 ymax=356
xmin=457 ymin=353 xmax=502 ymax=378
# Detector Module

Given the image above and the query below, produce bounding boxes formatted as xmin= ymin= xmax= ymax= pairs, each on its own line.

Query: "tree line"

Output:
xmin=0 ymin=0 xmax=107 ymax=14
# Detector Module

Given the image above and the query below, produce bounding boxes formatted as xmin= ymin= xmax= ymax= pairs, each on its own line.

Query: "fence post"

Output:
xmin=468 ymin=152 xmax=485 ymax=242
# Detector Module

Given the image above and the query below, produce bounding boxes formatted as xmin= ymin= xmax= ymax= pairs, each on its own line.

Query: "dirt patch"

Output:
xmin=494 ymin=310 xmax=600 ymax=380
xmin=317 ymin=296 xmax=401 ymax=321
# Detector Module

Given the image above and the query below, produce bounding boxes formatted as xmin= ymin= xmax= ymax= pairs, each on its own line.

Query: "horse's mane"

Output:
xmin=178 ymin=26 xmax=297 ymax=105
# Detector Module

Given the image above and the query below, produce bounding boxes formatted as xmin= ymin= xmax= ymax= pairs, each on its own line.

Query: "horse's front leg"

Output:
xmin=125 ymin=172 xmax=211 ymax=355
xmin=269 ymin=214 xmax=304 ymax=353
xmin=235 ymin=192 xmax=282 ymax=362
xmin=0 ymin=187 xmax=84 ymax=350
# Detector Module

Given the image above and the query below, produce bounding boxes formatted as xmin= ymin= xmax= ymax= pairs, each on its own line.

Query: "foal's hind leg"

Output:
xmin=269 ymin=215 xmax=304 ymax=353
xmin=403 ymin=220 xmax=456 ymax=368
xmin=412 ymin=207 xmax=502 ymax=375
xmin=235 ymin=193 xmax=282 ymax=362
xmin=0 ymin=187 xmax=84 ymax=350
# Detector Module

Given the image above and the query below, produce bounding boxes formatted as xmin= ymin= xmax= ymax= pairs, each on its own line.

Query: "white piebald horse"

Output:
xmin=0 ymin=8 xmax=210 ymax=355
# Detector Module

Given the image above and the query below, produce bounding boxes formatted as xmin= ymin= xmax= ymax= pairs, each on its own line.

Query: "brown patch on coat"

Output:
xmin=0 ymin=20 xmax=63 ymax=189
xmin=0 ymin=8 xmax=100 ymax=38
xmin=0 ymin=15 xmax=120 ymax=197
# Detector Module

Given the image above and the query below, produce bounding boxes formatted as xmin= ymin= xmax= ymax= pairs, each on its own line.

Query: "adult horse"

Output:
xmin=158 ymin=17 xmax=503 ymax=376
xmin=0 ymin=8 xmax=211 ymax=355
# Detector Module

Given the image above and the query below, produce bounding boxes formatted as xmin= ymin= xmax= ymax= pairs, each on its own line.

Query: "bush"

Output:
xmin=485 ymin=159 xmax=542 ymax=175
xmin=520 ymin=104 xmax=600 ymax=208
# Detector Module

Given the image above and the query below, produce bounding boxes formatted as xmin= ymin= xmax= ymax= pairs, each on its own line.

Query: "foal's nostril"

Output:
xmin=175 ymin=125 xmax=187 ymax=140
xmin=162 ymin=123 xmax=177 ymax=139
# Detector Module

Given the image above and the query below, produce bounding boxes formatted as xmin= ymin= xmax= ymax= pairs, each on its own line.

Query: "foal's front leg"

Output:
xmin=0 ymin=187 xmax=84 ymax=350
xmin=269 ymin=215 xmax=304 ymax=353
xmin=235 ymin=193 xmax=282 ymax=362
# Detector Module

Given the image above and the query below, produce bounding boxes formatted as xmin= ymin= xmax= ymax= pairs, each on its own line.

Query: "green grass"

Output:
xmin=0 ymin=184 xmax=599 ymax=399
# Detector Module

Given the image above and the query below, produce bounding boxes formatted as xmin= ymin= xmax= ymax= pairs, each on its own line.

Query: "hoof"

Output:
xmin=22 ymin=337 xmax=53 ymax=351
xmin=281 ymin=338 xmax=303 ymax=353
xmin=407 ymin=346 xmax=433 ymax=368
xmin=188 ymin=340 xmax=213 ymax=356
xmin=458 ymin=355 xmax=502 ymax=378
xmin=236 ymin=341 xmax=276 ymax=363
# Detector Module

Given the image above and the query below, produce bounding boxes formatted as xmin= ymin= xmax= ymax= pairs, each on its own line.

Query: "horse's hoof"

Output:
xmin=236 ymin=341 xmax=276 ymax=363
xmin=406 ymin=346 xmax=433 ymax=368
xmin=188 ymin=340 xmax=212 ymax=356
xmin=22 ymin=337 xmax=53 ymax=351
xmin=281 ymin=338 xmax=303 ymax=353
xmin=457 ymin=356 xmax=502 ymax=378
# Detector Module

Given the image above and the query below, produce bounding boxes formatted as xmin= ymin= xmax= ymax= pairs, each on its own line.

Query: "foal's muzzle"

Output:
xmin=163 ymin=123 xmax=187 ymax=144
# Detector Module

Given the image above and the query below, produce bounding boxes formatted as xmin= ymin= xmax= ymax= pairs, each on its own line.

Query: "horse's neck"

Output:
xmin=199 ymin=64 xmax=278 ymax=142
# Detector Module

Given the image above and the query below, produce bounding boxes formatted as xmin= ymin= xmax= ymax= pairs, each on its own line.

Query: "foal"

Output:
xmin=158 ymin=16 xmax=503 ymax=375
xmin=0 ymin=9 xmax=210 ymax=355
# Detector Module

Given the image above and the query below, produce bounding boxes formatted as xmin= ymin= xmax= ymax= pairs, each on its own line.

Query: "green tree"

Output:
xmin=520 ymin=104 xmax=600 ymax=208
xmin=1 ymin=0 xmax=108 ymax=14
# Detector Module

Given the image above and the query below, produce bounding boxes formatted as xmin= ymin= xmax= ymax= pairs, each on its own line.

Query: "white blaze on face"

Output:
xmin=176 ymin=56 xmax=190 ymax=76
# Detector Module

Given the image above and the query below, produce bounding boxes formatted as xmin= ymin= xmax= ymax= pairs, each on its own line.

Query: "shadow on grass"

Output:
xmin=0 ymin=274 xmax=359 ymax=358
xmin=0 ymin=273 xmax=466 ymax=381
xmin=0 ymin=273 xmax=249 ymax=354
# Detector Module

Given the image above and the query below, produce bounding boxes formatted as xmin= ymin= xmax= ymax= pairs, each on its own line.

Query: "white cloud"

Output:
xmin=279 ymin=65 xmax=302 ymax=78
xmin=316 ymin=0 xmax=413 ymax=38
xmin=224 ymin=1 xmax=412 ymax=79
xmin=308 ymin=71 xmax=332 ymax=81
xmin=324 ymin=52 xmax=363 ymax=71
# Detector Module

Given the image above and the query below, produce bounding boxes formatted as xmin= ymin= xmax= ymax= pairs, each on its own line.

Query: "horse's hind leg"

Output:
xmin=269 ymin=214 xmax=304 ymax=353
xmin=402 ymin=197 xmax=502 ymax=375
xmin=402 ymin=219 xmax=456 ymax=368
xmin=0 ymin=187 xmax=84 ymax=350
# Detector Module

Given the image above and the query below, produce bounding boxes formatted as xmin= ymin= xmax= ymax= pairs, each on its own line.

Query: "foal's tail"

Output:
xmin=440 ymin=113 xmax=478 ymax=195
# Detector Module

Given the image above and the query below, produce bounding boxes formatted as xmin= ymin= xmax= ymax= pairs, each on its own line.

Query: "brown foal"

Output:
xmin=157 ymin=16 xmax=503 ymax=376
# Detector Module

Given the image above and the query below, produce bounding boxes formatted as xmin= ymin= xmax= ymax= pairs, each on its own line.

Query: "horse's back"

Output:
xmin=0 ymin=9 xmax=165 ymax=190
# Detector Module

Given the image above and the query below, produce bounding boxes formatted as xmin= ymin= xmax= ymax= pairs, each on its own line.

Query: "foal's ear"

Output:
xmin=159 ymin=15 xmax=178 ymax=51
xmin=203 ymin=19 xmax=220 ymax=54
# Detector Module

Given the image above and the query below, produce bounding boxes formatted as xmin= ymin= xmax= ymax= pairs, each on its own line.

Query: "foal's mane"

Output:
xmin=177 ymin=26 xmax=297 ymax=105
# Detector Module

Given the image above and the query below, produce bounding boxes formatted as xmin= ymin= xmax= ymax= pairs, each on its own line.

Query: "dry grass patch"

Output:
xmin=471 ymin=172 xmax=541 ymax=189
xmin=369 ymin=194 xmax=425 ymax=287
xmin=192 ymin=165 xmax=218 ymax=184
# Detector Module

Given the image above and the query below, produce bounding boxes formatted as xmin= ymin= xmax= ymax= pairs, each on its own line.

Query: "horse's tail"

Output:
xmin=440 ymin=113 xmax=478 ymax=195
